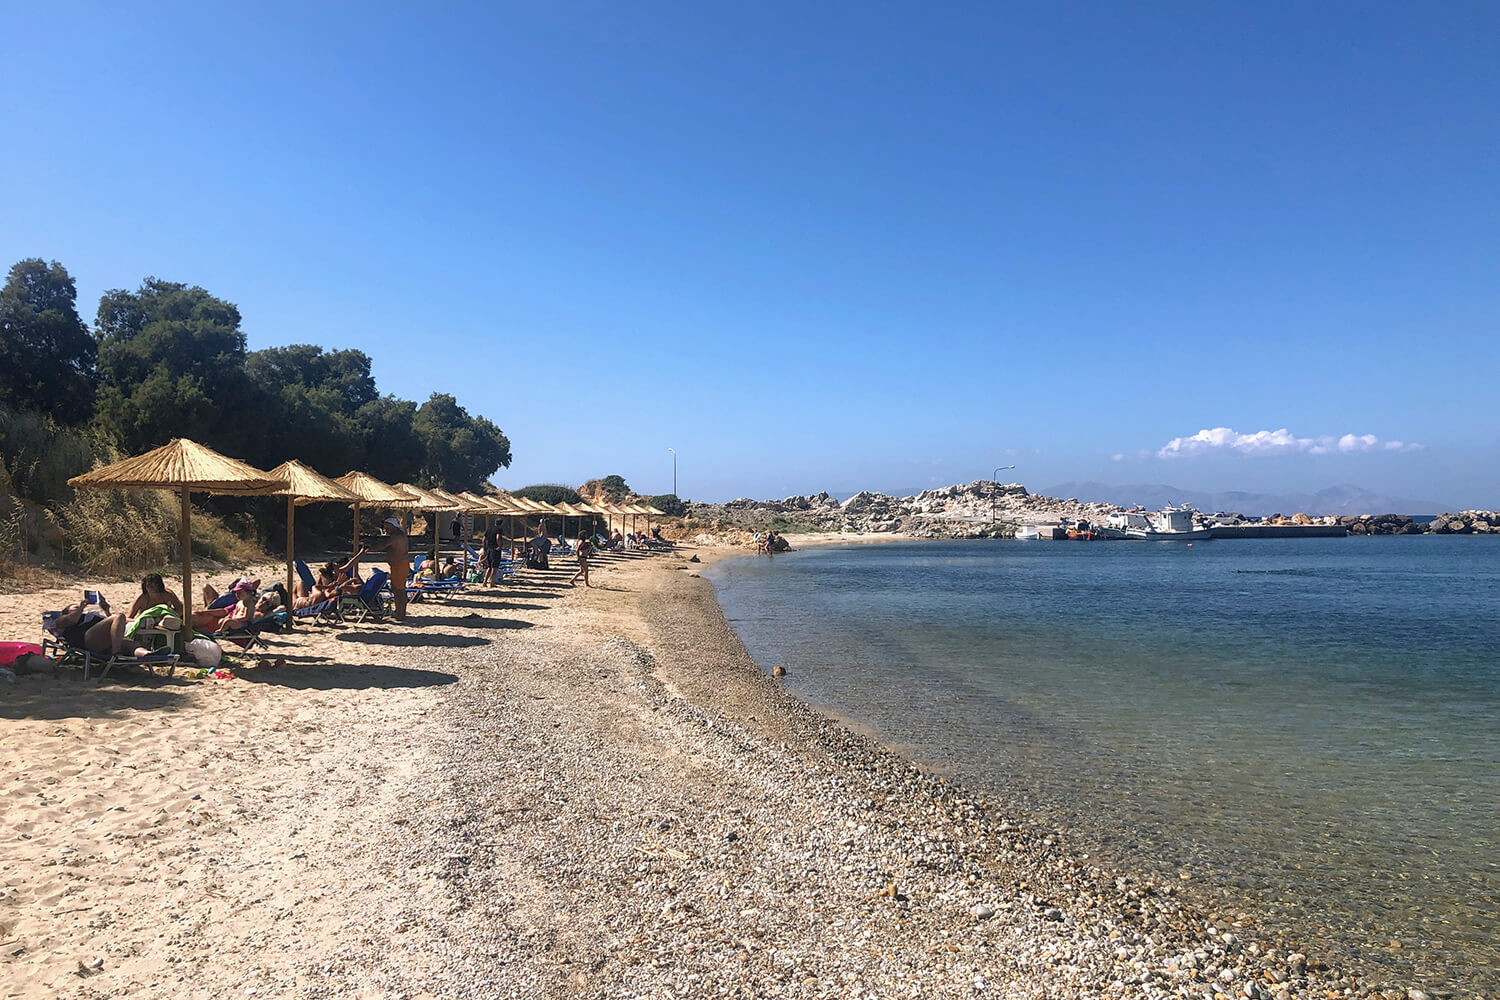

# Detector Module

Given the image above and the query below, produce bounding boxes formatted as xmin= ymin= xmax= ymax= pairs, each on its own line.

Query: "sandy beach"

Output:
xmin=3 ymin=546 xmax=1386 ymax=999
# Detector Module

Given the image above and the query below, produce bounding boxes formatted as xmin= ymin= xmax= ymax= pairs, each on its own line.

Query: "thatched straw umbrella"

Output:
xmin=573 ymin=500 xmax=607 ymax=539
xmin=394 ymin=483 xmax=462 ymax=568
xmin=266 ymin=460 xmax=361 ymax=608
xmin=67 ymin=438 xmax=287 ymax=626
xmin=476 ymin=493 xmax=526 ymax=551
xmin=333 ymin=472 xmax=418 ymax=557
xmin=552 ymin=501 xmax=589 ymax=542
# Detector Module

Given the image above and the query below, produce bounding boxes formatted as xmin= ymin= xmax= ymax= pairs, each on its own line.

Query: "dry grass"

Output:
xmin=2 ymin=404 xmax=272 ymax=582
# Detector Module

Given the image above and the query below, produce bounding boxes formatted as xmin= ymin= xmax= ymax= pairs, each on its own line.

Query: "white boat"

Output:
xmin=1108 ymin=505 xmax=1214 ymax=541
xmin=1014 ymin=524 xmax=1043 ymax=540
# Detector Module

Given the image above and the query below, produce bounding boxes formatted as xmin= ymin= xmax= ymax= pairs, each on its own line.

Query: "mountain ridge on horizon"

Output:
xmin=1039 ymin=481 xmax=1457 ymax=517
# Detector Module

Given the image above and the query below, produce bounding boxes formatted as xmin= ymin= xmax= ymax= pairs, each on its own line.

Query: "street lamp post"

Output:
xmin=668 ymin=447 xmax=677 ymax=497
xmin=991 ymin=465 xmax=1016 ymax=523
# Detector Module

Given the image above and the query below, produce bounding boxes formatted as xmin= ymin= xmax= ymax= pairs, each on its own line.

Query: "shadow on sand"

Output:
xmin=236 ymin=662 xmax=459 ymax=690
xmin=408 ymin=616 xmax=535 ymax=631
xmin=0 ymin=671 xmax=196 ymax=721
xmin=421 ymin=596 xmax=552 ymax=611
xmin=336 ymin=631 xmax=491 ymax=648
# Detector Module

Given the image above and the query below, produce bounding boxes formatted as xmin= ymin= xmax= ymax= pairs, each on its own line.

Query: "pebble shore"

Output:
xmin=1 ymin=547 xmax=1461 ymax=998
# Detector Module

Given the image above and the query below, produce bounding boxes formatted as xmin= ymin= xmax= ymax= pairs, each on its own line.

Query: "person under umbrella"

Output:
xmin=368 ymin=517 xmax=410 ymax=621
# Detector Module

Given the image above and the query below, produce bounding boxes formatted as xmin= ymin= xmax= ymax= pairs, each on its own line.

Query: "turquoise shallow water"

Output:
xmin=706 ymin=536 xmax=1500 ymax=994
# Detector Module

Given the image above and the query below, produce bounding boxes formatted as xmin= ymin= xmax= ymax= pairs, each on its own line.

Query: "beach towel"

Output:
xmin=0 ymin=641 xmax=44 ymax=667
xmin=125 ymin=604 xmax=185 ymax=652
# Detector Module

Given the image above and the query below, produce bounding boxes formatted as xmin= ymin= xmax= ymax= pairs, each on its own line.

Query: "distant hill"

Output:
xmin=1042 ymin=482 xmax=1456 ymax=517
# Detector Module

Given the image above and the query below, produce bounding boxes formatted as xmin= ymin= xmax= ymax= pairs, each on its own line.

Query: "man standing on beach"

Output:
xmin=482 ymin=522 xmax=503 ymax=585
xmin=371 ymin=517 xmax=410 ymax=621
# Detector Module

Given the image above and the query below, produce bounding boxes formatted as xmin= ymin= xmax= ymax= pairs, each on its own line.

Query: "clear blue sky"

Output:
xmin=4 ymin=2 xmax=1497 ymax=506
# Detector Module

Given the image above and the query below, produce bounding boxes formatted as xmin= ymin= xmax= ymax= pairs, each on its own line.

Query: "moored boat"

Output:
xmin=1109 ymin=505 xmax=1214 ymax=541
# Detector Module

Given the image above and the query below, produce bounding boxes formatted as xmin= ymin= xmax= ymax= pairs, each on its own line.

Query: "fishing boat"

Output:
xmin=1014 ymin=524 xmax=1043 ymax=541
xmin=1108 ymin=505 xmax=1214 ymax=541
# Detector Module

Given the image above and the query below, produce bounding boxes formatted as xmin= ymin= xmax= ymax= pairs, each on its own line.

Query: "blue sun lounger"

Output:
xmin=41 ymin=610 xmax=181 ymax=682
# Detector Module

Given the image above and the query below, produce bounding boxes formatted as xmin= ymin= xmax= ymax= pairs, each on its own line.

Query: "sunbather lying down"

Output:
xmin=52 ymin=596 xmax=154 ymax=659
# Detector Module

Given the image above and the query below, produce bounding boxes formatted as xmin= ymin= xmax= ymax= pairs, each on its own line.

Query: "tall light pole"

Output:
xmin=991 ymin=465 xmax=1016 ymax=523
xmin=668 ymin=447 xmax=677 ymax=497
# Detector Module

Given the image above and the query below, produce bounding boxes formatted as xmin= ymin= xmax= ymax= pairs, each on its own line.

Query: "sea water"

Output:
xmin=706 ymin=536 xmax=1500 ymax=993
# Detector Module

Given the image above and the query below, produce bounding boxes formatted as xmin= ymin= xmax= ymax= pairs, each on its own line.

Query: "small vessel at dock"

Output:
xmin=1109 ymin=505 xmax=1215 ymax=541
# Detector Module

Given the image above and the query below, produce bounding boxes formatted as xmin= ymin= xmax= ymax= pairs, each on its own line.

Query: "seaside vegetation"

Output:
xmin=0 ymin=257 xmax=513 ymax=578
xmin=512 ymin=484 xmax=583 ymax=505
xmin=647 ymin=494 xmax=686 ymax=517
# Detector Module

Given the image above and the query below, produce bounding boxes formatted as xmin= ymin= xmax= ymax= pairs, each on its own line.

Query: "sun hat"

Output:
xmin=233 ymin=577 xmax=259 ymax=593
xmin=384 ymin=517 xmax=401 ymax=528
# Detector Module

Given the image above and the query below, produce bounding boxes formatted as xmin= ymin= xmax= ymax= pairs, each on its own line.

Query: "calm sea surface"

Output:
xmin=706 ymin=536 xmax=1499 ymax=994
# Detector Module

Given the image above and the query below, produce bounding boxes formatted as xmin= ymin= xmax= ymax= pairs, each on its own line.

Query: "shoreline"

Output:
xmin=1 ymin=548 xmax=1419 ymax=997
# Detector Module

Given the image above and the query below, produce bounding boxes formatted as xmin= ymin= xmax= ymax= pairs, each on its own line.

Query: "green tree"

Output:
xmin=93 ymin=278 xmax=255 ymax=455
xmin=599 ymin=474 xmax=630 ymax=500
xmin=243 ymin=345 xmax=379 ymax=472
xmin=0 ymin=259 xmax=97 ymax=424
xmin=354 ymin=395 xmax=425 ymax=484
xmin=514 ymin=484 xmax=582 ymax=505
xmin=648 ymin=493 xmax=687 ymax=517
xmin=413 ymin=393 xmax=511 ymax=492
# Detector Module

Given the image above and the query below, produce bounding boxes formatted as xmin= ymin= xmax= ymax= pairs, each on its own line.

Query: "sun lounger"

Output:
xmin=291 ymin=597 xmax=340 ymax=626
xmin=295 ymin=559 xmax=317 ymax=593
xmin=340 ymin=569 xmax=390 ymax=623
xmin=204 ymin=611 xmax=284 ymax=652
xmin=41 ymin=610 xmax=180 ymax=682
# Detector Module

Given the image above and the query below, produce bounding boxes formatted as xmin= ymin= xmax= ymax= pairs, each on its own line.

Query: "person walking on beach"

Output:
xmin=370 ymin=517 xmax=410 ymax=621
xmin=482 ymin=523 xmax=503 ymax=585
xmin=569 ymin=535 xmax=594 ymax=587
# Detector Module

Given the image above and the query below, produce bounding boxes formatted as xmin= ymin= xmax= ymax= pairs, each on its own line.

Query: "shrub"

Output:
xmin=648 ymin=493 xmax=687 ymax=517
xmin=514 ymin=484 xmax=583 ymax=505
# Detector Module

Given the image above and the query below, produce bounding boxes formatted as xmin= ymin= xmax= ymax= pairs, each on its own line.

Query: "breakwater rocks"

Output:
xmin=688 ymin=482 xmax=1119 ymax=541
xmin=1340 ymin=511 xmax=1500 ymax=535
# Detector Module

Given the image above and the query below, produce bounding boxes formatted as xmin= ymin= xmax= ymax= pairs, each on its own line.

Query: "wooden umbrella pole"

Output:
xmin=180 ymin=486 xmax=193 ymax=627
xmin=285 ymin=496 xmax=296 ymax=630
xmin=352 ymin=502 xmax=361 ymax=562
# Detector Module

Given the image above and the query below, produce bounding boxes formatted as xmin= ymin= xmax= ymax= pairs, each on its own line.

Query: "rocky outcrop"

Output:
xmin=1336 ymin=511 xmax=1498 ymax=535
xmin=1424 ymin=510 xmax=1499 ymax=534
xmin=1340 ymin=514 xmax=1425 ymax=536
xmin=686 ymin=482 xmax=1121 ymax=540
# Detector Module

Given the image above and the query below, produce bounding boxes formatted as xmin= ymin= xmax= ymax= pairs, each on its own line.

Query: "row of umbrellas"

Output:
xmin=67 ymin=437 xmax=665 ymax=626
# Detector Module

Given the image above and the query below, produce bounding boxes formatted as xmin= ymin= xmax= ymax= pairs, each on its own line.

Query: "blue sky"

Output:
xmin=4 ymin=2 xmax=1497 ymax=505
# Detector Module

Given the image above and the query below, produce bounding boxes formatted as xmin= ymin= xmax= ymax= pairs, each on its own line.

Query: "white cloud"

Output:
xmin=1157 ymin=427 xmax=1421 ymax=459
xmin=1110 ymin=453 xmax=1125 ymax=462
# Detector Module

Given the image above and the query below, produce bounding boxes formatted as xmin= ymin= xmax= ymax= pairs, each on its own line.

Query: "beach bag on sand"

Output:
xmin=185 ymin=638 xmax=223 ymax=668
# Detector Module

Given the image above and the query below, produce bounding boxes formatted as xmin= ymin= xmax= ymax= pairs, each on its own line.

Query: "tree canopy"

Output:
xmin=4 ymin=258 xmax=515 ymax=497
xmin=413 ymin=393 xmax=512 ymax=493
xmin=93 ymin=278 xmax=257 ymax=456
xmin=0 ymin=259 xmax=97 ymax=424
xmin=648 ymin=493 xmax=687 ymax=517
xmin=513 ymin=484 xmax=583 ymax=505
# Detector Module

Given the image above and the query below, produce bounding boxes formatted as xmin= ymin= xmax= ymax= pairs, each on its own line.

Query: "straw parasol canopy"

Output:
xmin=334 ymin=472 xmax=418 ymax=557
xmin=395 ymin=484 xmax=463 ymax=564
xmin=68 ymin=438 xmax=287 ymax=626
xmin=395 ymin=483 xmax=462 ymax=512
xmin=267 ymin=460 xmax=361 ymax=607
